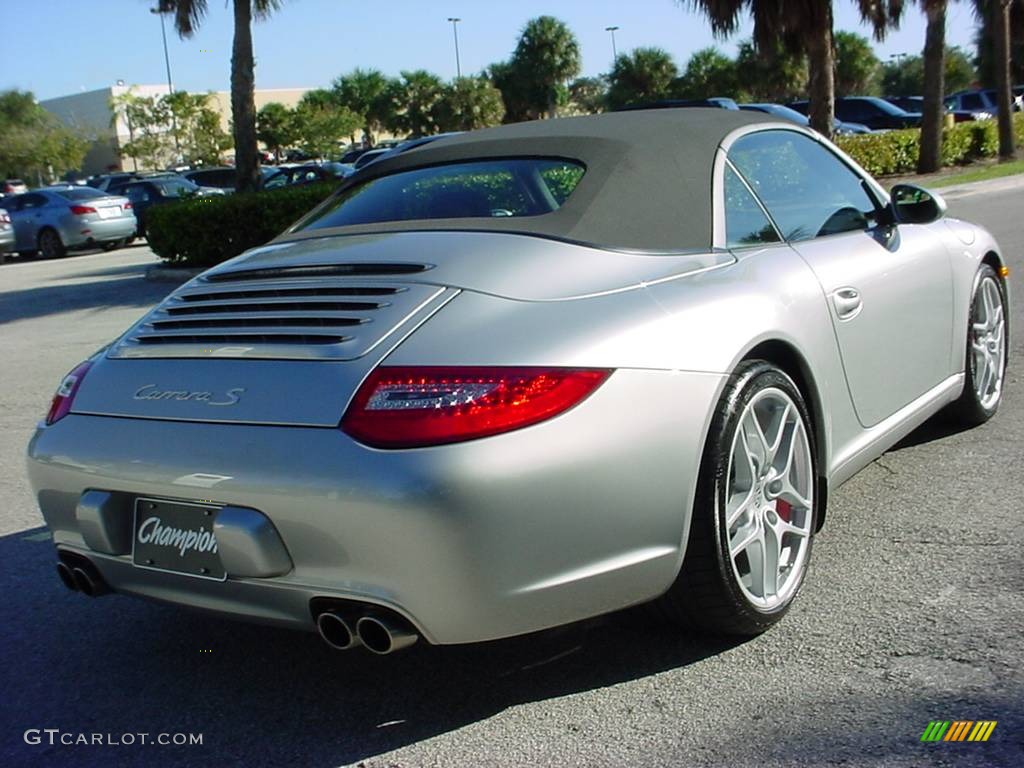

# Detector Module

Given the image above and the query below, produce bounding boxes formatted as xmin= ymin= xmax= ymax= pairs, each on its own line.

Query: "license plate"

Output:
xmin=133 ymin=498 xmax=225 ymax=580
xmin=98 ymin=206 xmax=119 ymax=219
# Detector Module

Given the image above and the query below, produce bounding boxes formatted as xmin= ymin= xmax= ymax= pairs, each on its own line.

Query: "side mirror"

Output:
xmin=890 ymin=184 xmax=947 ymax=225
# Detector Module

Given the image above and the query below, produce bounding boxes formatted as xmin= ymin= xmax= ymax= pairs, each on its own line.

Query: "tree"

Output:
xmin=435 ymin=76 xmax=506 ymax=131
xmin=0 ymin=90 xmax=88 ymax=181
xmin=508 ymin=16 xmax=582 ymax=118
xmin=606 ymin=47 xmax=679 ymax=109
xmin=919 ymin=1 xmax=949 ymax=174
xmin=332 ymin=68 xmax=396 ymax=146
xmin=567 ymin=77 xmax=608 ymax=115
xmin=685 ymin=1 xmax=905 ymax=137
xmin=974 ymin=0 xmax=1024 ymax=87
xmin=880 ymin=47 xmax=975 ymax=94
xmin=672 ymin=48 xmax=742 ymax=100
xmin=734 ymin=39 xmax=808 ymax=102
xmin=164 ymin=91 xmax=230 ymax=165
xmin=834 ymin=31 xmax=881 ymax=96
xmin=489 ymin=60 xmax=535 ymax=122
xmin=158 ymin=0 xmax=280 ymax=192
xmin=111 ymin=90 xmax=173 ymax=170
xmin=292 ymin=99 xmax=362 ymax=160
xmin=112 ymin=89 xmax=227 ymax=168
xmin=977 ymin=0 xmax=1018 ymax=157
xmin=389 ymin=70 xmax=445 ymax=138
xmin=257 ymin=102 xmax=296 ymax=161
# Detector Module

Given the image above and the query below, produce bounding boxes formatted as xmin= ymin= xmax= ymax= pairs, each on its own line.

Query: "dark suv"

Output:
xmin=789 ymin=97 xmax=922 ymax=129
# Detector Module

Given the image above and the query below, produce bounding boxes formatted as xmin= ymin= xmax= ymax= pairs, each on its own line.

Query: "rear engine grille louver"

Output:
xmin=110 ymin=264 xmax=452 ymax=361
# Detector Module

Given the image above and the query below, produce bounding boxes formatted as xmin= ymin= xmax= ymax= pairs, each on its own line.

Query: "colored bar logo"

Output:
xmin=921 ymin=721 xmax=997 ymax=742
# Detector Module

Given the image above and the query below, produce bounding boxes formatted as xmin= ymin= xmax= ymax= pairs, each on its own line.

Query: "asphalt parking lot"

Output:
xmin=1 ymin=180 xmax=1022 ymax=768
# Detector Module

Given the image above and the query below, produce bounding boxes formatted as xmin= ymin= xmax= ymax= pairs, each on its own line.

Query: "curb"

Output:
xmin=144 ymin=264 xmax=203 ymax=283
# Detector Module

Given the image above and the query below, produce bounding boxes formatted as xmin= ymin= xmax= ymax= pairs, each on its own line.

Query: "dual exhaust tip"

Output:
xmin=56 ymin=559 xmax=110 ymax=597
xmin=316 ymin=610 xmax=418 ymax=655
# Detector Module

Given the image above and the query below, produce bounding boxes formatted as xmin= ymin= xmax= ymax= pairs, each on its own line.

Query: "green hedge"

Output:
xmin=146 ymin=182 xmax=336 ymax=268
xmin=836 ymin=114 xmax=1024 ymax=177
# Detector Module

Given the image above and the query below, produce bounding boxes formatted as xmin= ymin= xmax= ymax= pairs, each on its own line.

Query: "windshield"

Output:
xmin=154 ymin=178 xmax=200 ymax=197
xmin=54 ymin=187 xmax=107 ymax=201
xmin=296 ymin=158 xmax=585 ymax=232
xmin=864 ymin=97 xmax=910 ymax=116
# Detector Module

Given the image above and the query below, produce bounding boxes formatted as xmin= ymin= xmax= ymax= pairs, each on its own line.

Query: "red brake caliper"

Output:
xmin=776 ymin=498 xmax=792 ymax=522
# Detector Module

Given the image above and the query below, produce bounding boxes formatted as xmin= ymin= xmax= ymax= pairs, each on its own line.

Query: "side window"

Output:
xmin=729 ymin=130 xmax=877 ymax=242
xmin=961 ymin=93 xmax=984 ymax=111
xmin=21 ymin=193 xmax=48 ymax=210
xmin=724 ymin=165 xmax=780 ymax=248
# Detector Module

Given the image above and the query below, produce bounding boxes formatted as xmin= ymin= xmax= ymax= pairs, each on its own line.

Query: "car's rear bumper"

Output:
xmin=62 ymin=216 xmax=136 ymax=246
xmin=27 ymin=368 xmax=724 ymax=644
xmin=0 ymin=227 xmax=13 ymax=252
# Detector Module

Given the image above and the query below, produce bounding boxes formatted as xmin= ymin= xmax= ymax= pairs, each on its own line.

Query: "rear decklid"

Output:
xmin=73 ymin=230 xmax=729 ymax=425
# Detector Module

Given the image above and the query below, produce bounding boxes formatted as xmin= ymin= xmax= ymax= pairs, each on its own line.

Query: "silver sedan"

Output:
xmin=27 ymin=110 xmax=1009 ymax=654
xmin=1 ymin=186 xmax=136 ymax=257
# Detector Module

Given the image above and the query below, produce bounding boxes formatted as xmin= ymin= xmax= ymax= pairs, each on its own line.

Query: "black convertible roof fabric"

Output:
xmin=284 ymin=108 xmax=769 ymax=252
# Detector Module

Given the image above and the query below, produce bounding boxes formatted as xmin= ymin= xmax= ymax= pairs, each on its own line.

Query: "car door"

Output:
xmin=728 ymin=129 xmax=953 ymax=427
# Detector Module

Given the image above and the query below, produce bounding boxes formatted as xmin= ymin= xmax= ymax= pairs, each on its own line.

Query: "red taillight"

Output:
xmin=70 ymin=205 xmax=96 ymax=216
xmin=123 ymin=202 xmax=133 ymax=210
xmin=46 ymin=361 xmax=92 ymax=425
xmin=341 ymin=366 xmax=611 ymax=448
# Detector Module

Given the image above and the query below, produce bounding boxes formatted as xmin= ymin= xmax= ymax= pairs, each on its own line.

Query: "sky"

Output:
xmin=4 ymin=0 xmax=982 ymax=101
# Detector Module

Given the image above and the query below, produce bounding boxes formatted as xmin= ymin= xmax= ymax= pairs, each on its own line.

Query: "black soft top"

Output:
xmin=283 ymin=108 xmax=770 ymax=252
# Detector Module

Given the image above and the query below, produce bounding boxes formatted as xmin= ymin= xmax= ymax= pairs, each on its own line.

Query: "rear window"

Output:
xmin=55 ymin=187 xmax=107 ymax=201
xmin=297 ymin=159 xmax=585 ymax=232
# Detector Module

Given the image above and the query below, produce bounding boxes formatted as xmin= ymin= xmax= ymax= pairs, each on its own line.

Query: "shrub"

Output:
xmin=836 ymin=114 xmax=1024 ymax=177
xmin=146 ymin=182 xmax=336 ymax=268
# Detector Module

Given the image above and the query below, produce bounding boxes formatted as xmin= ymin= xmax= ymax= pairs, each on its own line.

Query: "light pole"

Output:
xmin=447 ymin=17 xmax=462 ymax=79
xmin=889 ymin=52 xmax=908 ymax=66
xmin=605 ymin=25 xmax=619 ymax=63
xmin=150 ymin=6 xmax=180 ymax=159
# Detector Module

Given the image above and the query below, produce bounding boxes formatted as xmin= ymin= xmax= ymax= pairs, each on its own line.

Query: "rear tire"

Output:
xmin=949 ymin=265 xmax=1007 ymax=426
xmin=655 ymin=361 xmax=818 ymax=636
xmin=38 ymin=228 xmax=66 ymax=259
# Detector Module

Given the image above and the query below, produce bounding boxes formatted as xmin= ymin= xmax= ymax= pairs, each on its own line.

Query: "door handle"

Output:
xmin=832 ymin=287 xmax=863 ymax=320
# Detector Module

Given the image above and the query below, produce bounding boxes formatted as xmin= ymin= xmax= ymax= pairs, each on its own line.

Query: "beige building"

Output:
xmin=41 ymin=84 xmax=315 ymax=175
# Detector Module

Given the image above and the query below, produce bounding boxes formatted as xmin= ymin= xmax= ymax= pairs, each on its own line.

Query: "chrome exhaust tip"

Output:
xmin=56 ymin=562 xmax=78 ymax=591
xmin=355 ymin=614 xmax=418 ymax=655
xmin=70 ymin=566 xmax=109 ymax=597
xmin=316 ymin=611 xmax=362 ymax=651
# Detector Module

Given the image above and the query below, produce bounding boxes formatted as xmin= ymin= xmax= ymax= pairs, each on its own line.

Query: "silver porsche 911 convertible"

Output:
xmin=27 ymin=109 xmax=1009 ymax=654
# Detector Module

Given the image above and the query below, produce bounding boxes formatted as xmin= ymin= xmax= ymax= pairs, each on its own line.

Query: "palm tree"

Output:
xmin=918 ymin=1 xmax=949 ymax=174
xmin=685 ymin=2 xmax=904 ymax=138
xmin=510 ymin=16 xmax=582 ymax=118
xmin=157 ymin=0 xmax=280 ymax=193
xmin=606 ymin=47 xmax=679 ymax=110
xmin=977 ymin=0 xmax=1018 ymax=157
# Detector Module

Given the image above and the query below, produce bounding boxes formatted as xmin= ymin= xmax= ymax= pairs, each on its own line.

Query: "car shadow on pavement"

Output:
xmin=0 ymin=526 xmax=743 ymax=768
xmin=0 ymin=275 xmax=171 ymax=326
xmin=890 ymin=413 xmax=979 ymax=451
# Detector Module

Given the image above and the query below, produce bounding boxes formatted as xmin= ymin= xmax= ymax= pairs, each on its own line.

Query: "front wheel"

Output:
xmin=655 ymin=361 xmax=818 ymax=636
xmin=949 ymin=265 xmax=1007 ymax=426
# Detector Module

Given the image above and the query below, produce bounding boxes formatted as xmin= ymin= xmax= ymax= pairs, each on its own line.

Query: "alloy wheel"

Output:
xmin=970 ymin=275 xmax=1006 ymax=411
xmin=725 ymin=387 xmax=814 ymax=610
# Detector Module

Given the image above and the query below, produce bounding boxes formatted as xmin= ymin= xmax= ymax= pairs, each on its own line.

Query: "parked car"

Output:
xmin=28 ymin=110 xmax=1008 ymax=654
xmin=614 ymin=97 xmax=740 ymax=112
xmin=182 ymin=166 xmax=280 ymax=193
xmin=2 ymin=179 xmax=28 ymax=197
xmin=262 ymin=162 xmax=352 ymax=190
xmin=352 ymin=148 xmax=391 ymax=170
xmin=120 ymin=177 xmax=215 ymax=238
xmin=0 ymin=207 xmax=14 ymax=253
xmin=738 ymin=103 xmax=873 ymax=135
xmin=88 ymin=172 xmax=177 ymax=195
xmin=340 ymin=146 xmax=377 ymax=164
xmin=945 ymin=88 xmax=1022 ymax=114
xmin=884 ymin=95 xmax=989 ymax=123
xmin=0 ymin=186 xmax=135 ymax=257
xmin=790 ymin=96 xmax=922 ymax=129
